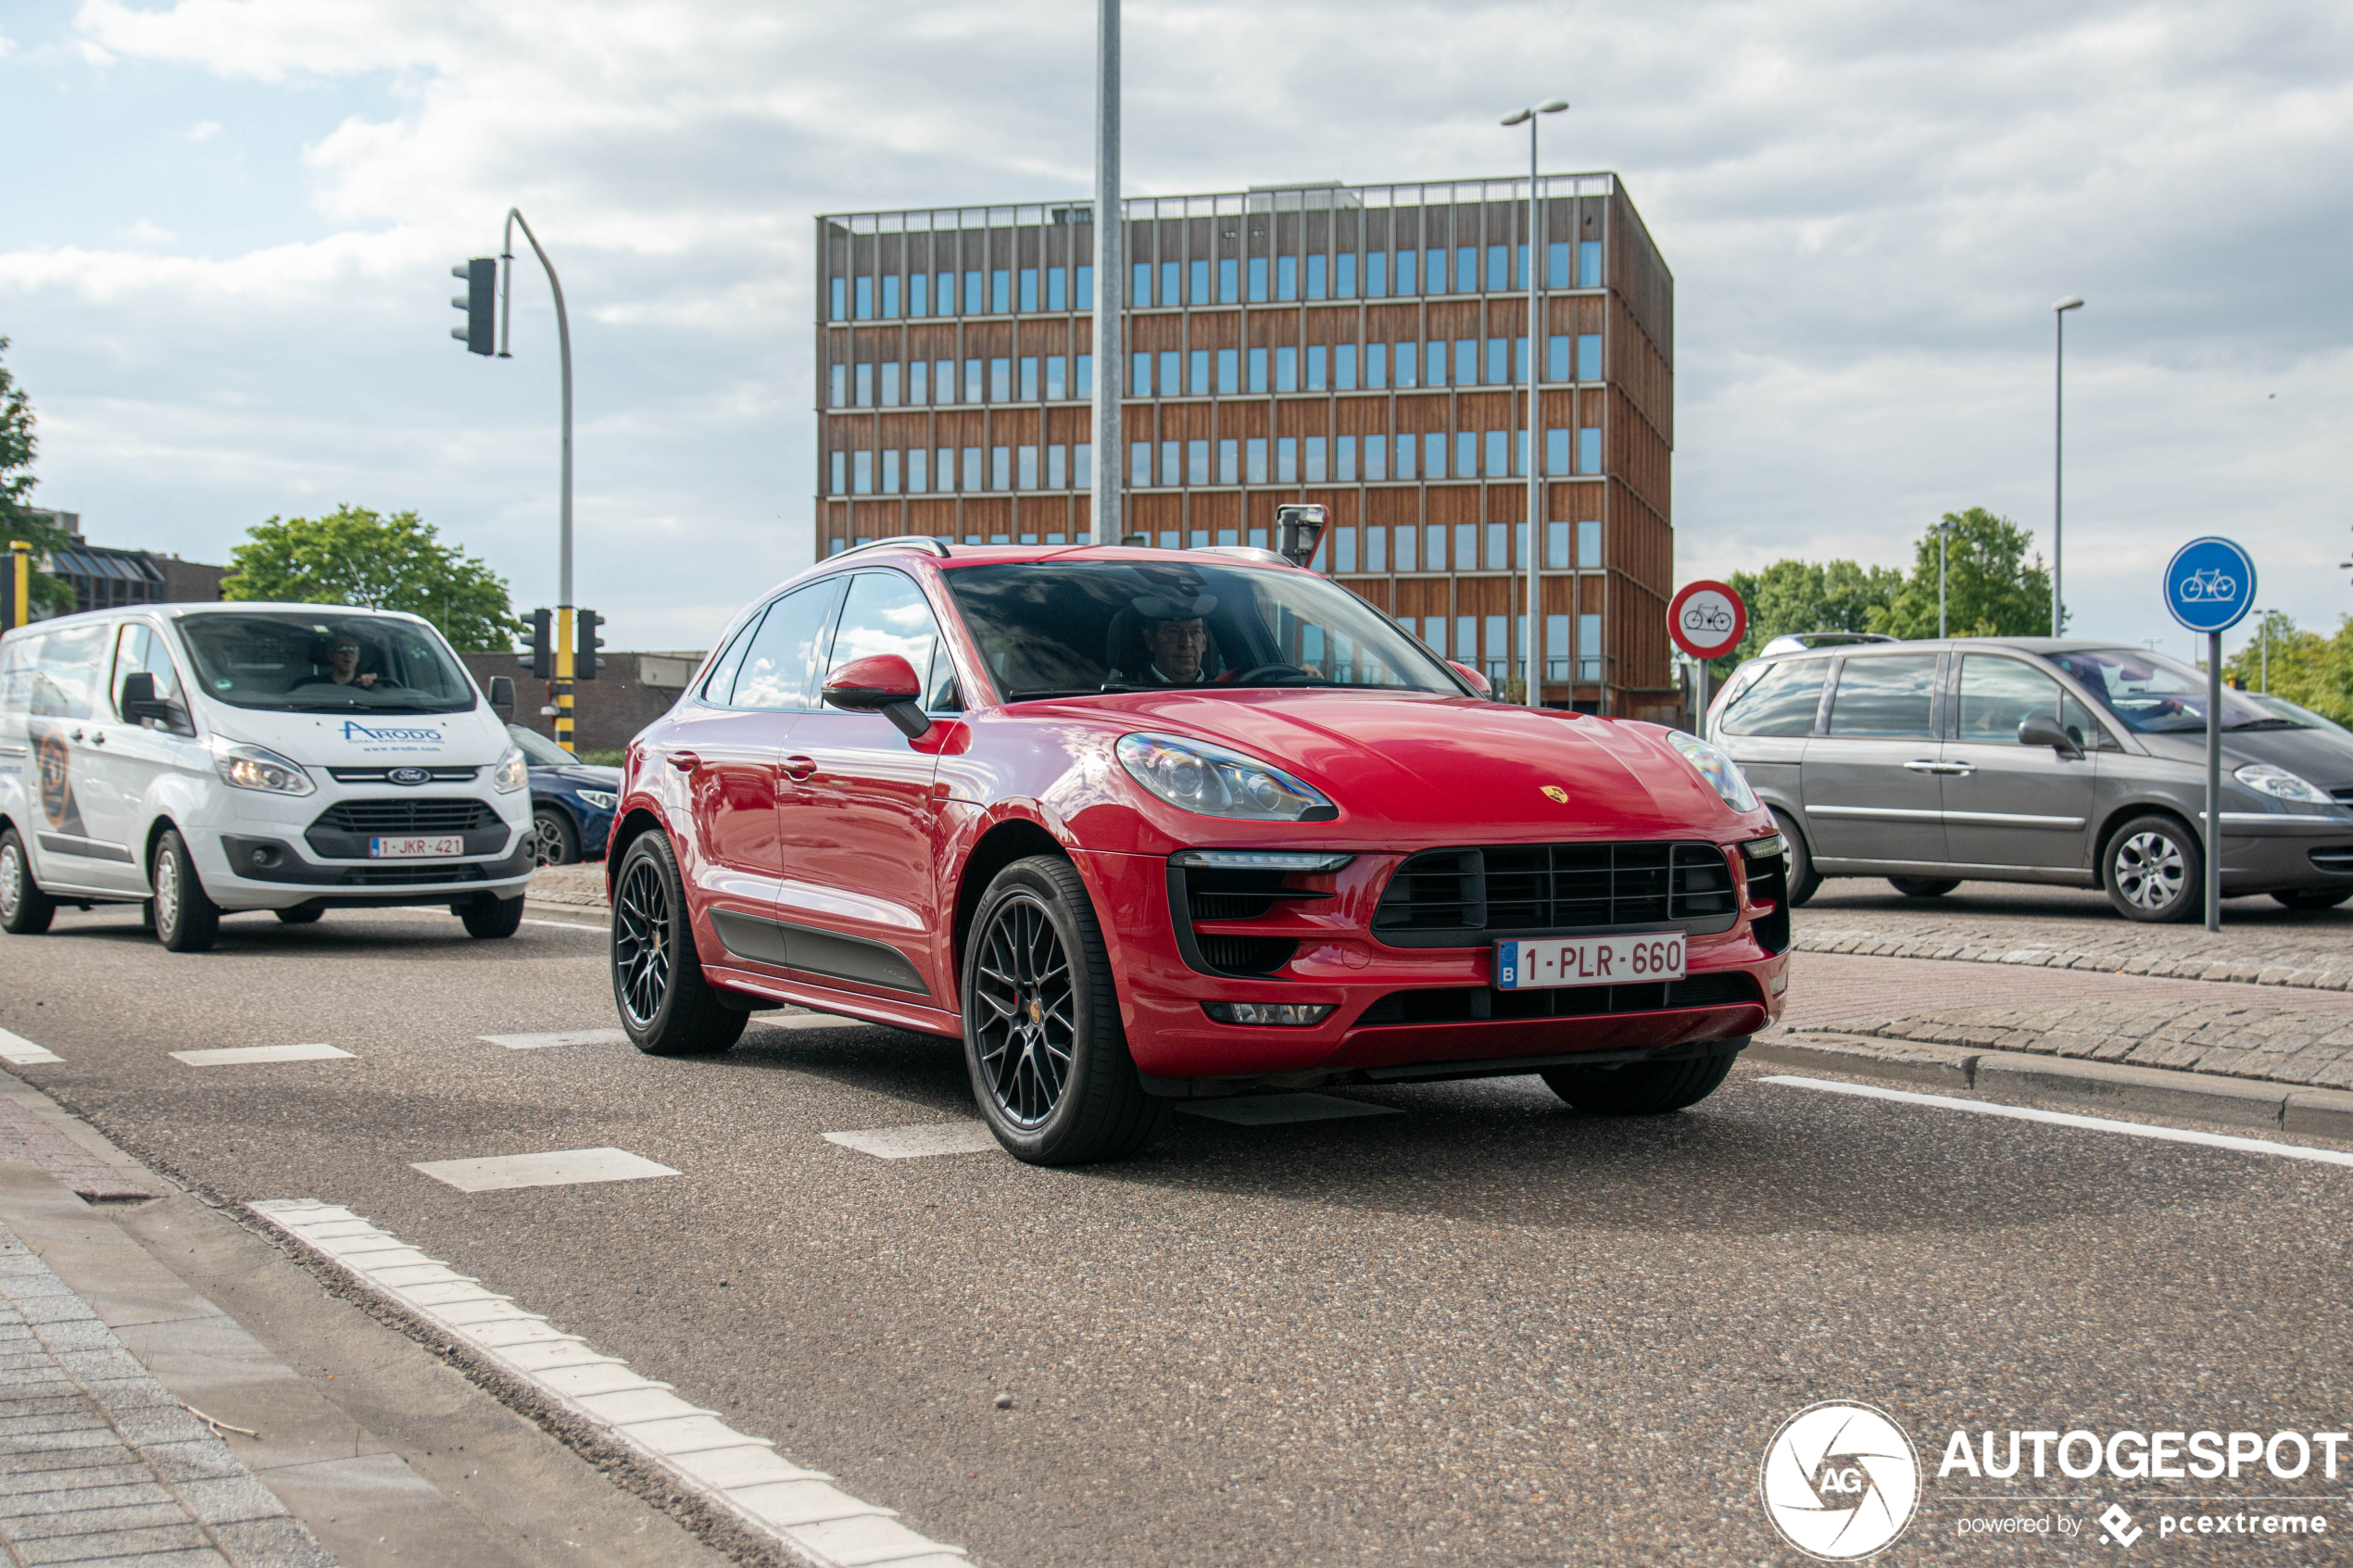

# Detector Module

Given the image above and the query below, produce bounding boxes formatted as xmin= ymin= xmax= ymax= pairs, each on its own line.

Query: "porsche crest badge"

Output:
xmin=1540 ymin=785 xmax=1569 ymax=804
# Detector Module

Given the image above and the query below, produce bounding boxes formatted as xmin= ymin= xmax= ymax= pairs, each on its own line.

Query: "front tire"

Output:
xmin=1888 ymin=877 xmax=1960 ymax=898
xmin=2273 ymin=887 xmax=2353 ymax=911
xmin=1772 ymin=809 xmax=1822 ymax=908
xmin=151 ymin=829 xmax=220 ymax=953
xmin=534 ymin=806 xmax=579 ymax=867
xmin=275 ymin=906 xmax=324 ymax=925
xmin=0 ymin=829 xmax=56 ymax=935
xmin=1541 ymin=1049 xmax=1737 ymax=1115
xmin=610 ymin=833 xmax=746 ymax=1056
xmin=459 ymin=894 xmax=525 ymax=939
xmin=962 ymin=855 xmax=1165 ymax=1166
xmin=2103 ymin=814 xmax=2202 ymax=924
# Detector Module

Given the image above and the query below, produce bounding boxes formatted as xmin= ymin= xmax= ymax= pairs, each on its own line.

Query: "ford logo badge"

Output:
xmin=388 ymin=767 xmax=432 ymax=786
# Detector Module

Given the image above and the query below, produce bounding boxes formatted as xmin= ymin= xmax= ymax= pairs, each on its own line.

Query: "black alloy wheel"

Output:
xmin=2103 ymin=813 xmax=2201 ymax=924
xmin=0 ymin=829 xmax=56 ymax=936
xmin=1541 ymin=1049 xmax=1739 ymax=1115
xmin=610 ymin=832 xmax=745 ymax=1056
xmin=963 ymin=855 xmax=1165 ymax=1165
xmin=1771 ymin=809 xmax=1822 ymax=908
xmin=535 ymin=806 xmax=578 ymax=866
xmin=150 ymin=828 xmax=220 ymax=953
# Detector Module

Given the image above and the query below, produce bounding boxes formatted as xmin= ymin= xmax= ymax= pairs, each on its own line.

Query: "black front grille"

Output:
xmin=327 ymin=767 xmax=480 ymax=784
xmin=1743 ymin=844 xmax=1792 ymax=956
xmin=2331 ymin=787 xmax=2353 ymax=806
xmin=2311 ymin=846 xmax=2353 ymax=874
xmin=1374 ymin=842 xmax=1739 ymax=945
xmin=1196 ymin=935 xmax=1299 ymax=974
xmin=313 ymin=798 xmax=500 ymax=834
xmin=338 ymin=862 xmax=489 ymax=885
xmin=1187 ymin=869 xmax=1290 ymax=922
xmin=1356 ymin=971 xmax=1760 ymax=1026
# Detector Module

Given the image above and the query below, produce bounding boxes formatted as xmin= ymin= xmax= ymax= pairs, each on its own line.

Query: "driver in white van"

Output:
xmin=296 ymin=635 xmax=379 ymax=691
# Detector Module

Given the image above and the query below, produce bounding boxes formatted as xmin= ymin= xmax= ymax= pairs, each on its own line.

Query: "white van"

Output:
xmin=0 ymin=602 xmax=535 ymax=951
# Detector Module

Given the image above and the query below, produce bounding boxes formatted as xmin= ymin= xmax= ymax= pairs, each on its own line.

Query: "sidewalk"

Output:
xmin=1792 ymin=907 xmax=2353 ymax=991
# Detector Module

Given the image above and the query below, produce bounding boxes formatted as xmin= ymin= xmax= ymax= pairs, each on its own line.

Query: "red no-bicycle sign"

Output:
xmin=1667 ymin=580 xmax=1747 ymax=661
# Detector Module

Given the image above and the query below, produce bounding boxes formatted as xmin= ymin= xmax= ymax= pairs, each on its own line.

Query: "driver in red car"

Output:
xmin=1134 ymin=592 xmax=1217 ymax=685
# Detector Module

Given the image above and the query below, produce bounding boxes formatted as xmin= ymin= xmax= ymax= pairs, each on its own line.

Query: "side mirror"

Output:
xmin=1449 ymin=660 xmax=1493 ymax=698
xmin=823 ymin=653 xmax=931 ymax=740
xmin=119 ymin=671 xmax=190 ymax=734
xmin=2019 ymin=714 xmax=2084 ymax=760
xmin=487 ymin=675 xmax=516 ymax=715
xmin=1275 ymin=503 xmax=1327 ymax=568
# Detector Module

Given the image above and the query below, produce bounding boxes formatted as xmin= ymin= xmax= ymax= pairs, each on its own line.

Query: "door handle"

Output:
xmin=88 ymin=732 xmax=105 ymax=746
xmin=70 ymin=729 xmax=84 ymax=743
xmin=781 ymin=756 xmax=817 ymax=782
xmin=668 ymin=751 xmax=700 ymax=771
xmin=1903 ymin=759 xmax=1942 ymax=771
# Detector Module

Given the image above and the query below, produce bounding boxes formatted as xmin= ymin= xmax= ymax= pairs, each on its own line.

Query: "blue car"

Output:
xmin=507 ymin=723 xmax=621 ymax=865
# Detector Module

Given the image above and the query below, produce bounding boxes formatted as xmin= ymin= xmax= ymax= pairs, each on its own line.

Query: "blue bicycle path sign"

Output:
xmin=2163 ymin=536 xmax=2257 ymax=634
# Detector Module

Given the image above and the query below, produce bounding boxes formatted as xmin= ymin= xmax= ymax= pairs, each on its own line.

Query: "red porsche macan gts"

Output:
xmin=606 ymin=538 xmax=1790 ymax=1164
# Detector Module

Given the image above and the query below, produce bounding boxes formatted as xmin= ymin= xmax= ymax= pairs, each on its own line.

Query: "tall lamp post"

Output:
xmin=1935 ymin=516 xmax=1960 ymax=638
xmin=1090 ymin=0 xmax=1123 ymax=548
xmin=2051 ymin=295 xmax=2084 ymax=637
xmin=2256 ymin=608 xmax=2277 ymax=693
xmin=1502 ymin=97 xmax=1568 ymax=708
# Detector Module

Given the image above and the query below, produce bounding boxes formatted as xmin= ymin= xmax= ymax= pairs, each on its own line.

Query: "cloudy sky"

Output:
xmin=4 ymin=0 xmax=2349 ymax=655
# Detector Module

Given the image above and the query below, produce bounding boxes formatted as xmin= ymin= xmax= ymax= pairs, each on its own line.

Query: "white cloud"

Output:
xmin=184 ymin=119 xmax=220 ymax=142
xmin=118 ymin=219 xmax=178 ymax=245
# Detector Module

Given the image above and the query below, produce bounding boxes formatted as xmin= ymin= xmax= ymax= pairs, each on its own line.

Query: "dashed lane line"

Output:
xmin=824 ymin=1123 xmax=1000 ymax=1160
xmin=409 ymin=1147 xmax=681 ymax=1192
xmin=249 ymin=1201 xmax=970 ymax=1568
xmin=479 ymin=1029 xmax=631 ymax=1049
xmin=0 ymin=1029 xmax=61 ymax=1066
xmin=170 ymin=1043 xmax=354 ymax=1066
xmin=1176 ymin=1092 xmax=1403 ymax=1126
xmin=1761 ymin=1074 xmax=2353 ymax=1169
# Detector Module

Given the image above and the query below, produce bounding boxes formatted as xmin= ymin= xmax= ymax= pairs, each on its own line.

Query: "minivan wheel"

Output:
xmin=2103 ymin=814 xmax=2202 ymax=924
xmin=1888 ymin=877 xmax=1960 ymax=898
xmin=610 ymin=832 xmax=746 ymax=1056
xmin=2272 ymin=887 xmax=2353 ymax=911
xmin=1771 ymin=809 xmax=1821 ymax=908
xmin=151 ymin=829 xmax=221 ymax=953
xmin=962 ymin=855 xmax=1166 ymax=1166
xmin=534 ymin=806 xmax=578 ymax=866
xmin=0 ymin=829 xmax=57 ymax=936
xmin=1541 ymin=1049 xmax=1738 ymax=1115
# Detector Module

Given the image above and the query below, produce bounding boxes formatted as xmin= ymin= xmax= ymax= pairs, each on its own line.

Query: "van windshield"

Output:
xmin=2045 ymin=647 xmax=2279 ymax=734
xmin=172 ymin=612 xmax=479 ymax=714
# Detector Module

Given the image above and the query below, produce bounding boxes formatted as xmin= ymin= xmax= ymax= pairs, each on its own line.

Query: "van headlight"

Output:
xmin=491 ymin=747 xmax=530 ymax=794
xmin=211 ymin=739 xmax=314 ymax=796
xmin=2234 ymin=763 xmax=2332 ymax=806
xmin=1667 ymin=731 xmax=1760 ymax=813
xmin=1115 ymin=734 xmax=1337 ymax=822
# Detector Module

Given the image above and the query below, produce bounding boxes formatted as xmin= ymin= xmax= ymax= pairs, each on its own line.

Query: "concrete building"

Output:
xmin=814 ymin=176 xmax=1677 ymax=717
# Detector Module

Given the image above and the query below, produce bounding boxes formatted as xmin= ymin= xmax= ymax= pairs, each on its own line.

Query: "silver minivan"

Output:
xmin=1706 ymin=637 xmax=2353 ymax=922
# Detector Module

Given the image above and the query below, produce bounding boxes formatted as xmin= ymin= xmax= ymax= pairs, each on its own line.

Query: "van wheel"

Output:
xmin=610 ymin=832 xmax=746 ymax=1056
xmin=1542 ymin=1050 xmax=1738 ymax=1114
xmin=2103 ymin=814 xmax=2201 ymax=923
xmin=2272 ymin=888 xmax=2353 ymax=911
xmin=1888 ymin=877 xmax=1960 ymax=898
xmin=151 ymin=829 xmax=220 ymax=953
xmin=0 ymin=829 xmax=56 ymax=935
xmin=1771 ymin=809 xmax=1821 ymax=908
xmin=459 ymin=895 xmax=525 ymax=939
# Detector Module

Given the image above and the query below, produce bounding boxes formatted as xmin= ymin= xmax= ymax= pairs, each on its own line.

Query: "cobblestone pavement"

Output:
xmin=526 ymin=864 xmax=606 ymax=909
xmin=0 ymin=1223 xmax=332 ymax=1568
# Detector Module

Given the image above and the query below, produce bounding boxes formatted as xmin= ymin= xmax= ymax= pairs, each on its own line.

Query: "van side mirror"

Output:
xmin=823 ymin=654 xmax=931 ymax=741
xmin=119 ymin=671 xmax=191 ymax=734
xmin=2018 ymin=714 xmax=2083 ymax=760
xmin=1449 ymin=660 xmax=1493 ymax=698
xmin=487 ymin=675 xmax=516 ymax=715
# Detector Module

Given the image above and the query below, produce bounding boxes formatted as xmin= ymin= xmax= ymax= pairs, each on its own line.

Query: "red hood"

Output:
xmin=1017 ymin=689 xmax=1753 ymax=840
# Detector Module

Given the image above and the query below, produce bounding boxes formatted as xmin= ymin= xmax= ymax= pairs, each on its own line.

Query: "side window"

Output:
xmin=826 ymin=572 xmax=943 ymax=692
xmin=1957 ymin=656 xmax=2063 ymax=742
xmin=2061 ymin=691 xmax=2111 ymax=752
xmin=1718 ymin=659 xmax=1828 ymax=737
xmin=700 ymin=614 xmax=762 ymax=704
xmin=1825 ymin=654 xmax=1940 ymax=738
xmin=923 ymin=639 xmax=963 ymax=713
xmin=732 ymin=579 xmax=845 ymax=710
xmin=0 ymin=633 xmax=41 ymax=715
xmin=25 ymin=622 xmax=109 ymax=720
xmin=110 ymin=623 xmax=183 ymax=718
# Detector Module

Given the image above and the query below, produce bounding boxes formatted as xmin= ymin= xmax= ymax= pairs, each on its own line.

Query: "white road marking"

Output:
xmin=170 ymin=1043 xmax=353 ymax=1067
xmin=1760 ymin=1074 xmax=2353 ymax=1169
xmin=249 ymin=1201 xmax=968 ymax=1566
xmin=479 ymin=1029 xmax=630 ymax=1049
xmin=824 ymin=1123 xmax=1000 ymax=1160
xmin=1176 ymin=1092 xmax=1403 ymax=1126
xmin=521 ymin=917 xmax=606 ymax=932
xmin=409 ymin=1147 xmax=681 ymax=1192
xmin=0 ymin=1029 xmax=62 ymax=1066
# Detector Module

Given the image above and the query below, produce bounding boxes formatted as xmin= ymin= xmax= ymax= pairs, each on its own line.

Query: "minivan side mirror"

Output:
xmin=823 ymin=654 xmax=931 ymax=741
xmin=2018 ymin=714 xmax=2083 ymax=760
xmin=1449 ymin=660 xmax=1493 ymax=698
xmin=119 ymin=671 xmax=192 ymax=735
xmin=487 ymin=675 xmax=516 ymax=715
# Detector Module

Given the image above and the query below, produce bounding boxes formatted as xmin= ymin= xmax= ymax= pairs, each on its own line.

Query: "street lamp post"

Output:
xmin=1935 ymin=517 xmax=1960 ymax=639
xmin=1502 ymin=98 xmax=1568 ymax=709
xmin=2052 ymin=295 xmax=2084 ymax=637
xmin=1090 ymin=0 xmax=1123 ymax=548
xmin=2257 ymin=608 xmax=2277 ymax=693
xmin=496 ymin=208 xmax=576 ymax=748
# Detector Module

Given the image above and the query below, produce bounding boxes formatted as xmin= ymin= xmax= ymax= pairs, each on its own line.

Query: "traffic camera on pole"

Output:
xmin=450 ymin=258 xmax=497 ymax=356
xmin=575 ymin=608 xmax=605 ymax=681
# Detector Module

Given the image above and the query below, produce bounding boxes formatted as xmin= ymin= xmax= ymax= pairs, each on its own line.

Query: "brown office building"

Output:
xmin=814 ymin=176 xmax=1676 ymax=716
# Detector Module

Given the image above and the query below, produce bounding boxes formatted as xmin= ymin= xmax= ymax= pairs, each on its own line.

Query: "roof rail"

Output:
xmin=842 ymin=535 xmax=951 ymax=558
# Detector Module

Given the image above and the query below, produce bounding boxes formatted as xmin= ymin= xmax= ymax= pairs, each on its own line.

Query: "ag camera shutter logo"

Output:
xmin=1760 ymin=1400 xmax=1921 ymax=1560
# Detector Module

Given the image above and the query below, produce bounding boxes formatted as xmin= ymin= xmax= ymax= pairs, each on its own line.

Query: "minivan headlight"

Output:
xmin=211 ymin=739 xmax=314 ymax=796
xmin=491 ymin=747 xmax=530 ymax=794
xmin=1115 ymin=734 xmax=1337 ymax=822
xmin=574 ymin=789 xmax=618 ymax=811
xmin=2234 ymin=762 xmax=2332 ymax=806
xmin=1667 ymin=731 xmax=1761 ymax=813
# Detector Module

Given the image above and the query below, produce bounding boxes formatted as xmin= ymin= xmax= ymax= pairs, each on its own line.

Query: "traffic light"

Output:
xmin=575 ymin=608 xmax=606 ymax=681
xmin=522 ymin=608 xmax=552 ymax=680
xmin=450 ymin=257 xmax=497 ymax=356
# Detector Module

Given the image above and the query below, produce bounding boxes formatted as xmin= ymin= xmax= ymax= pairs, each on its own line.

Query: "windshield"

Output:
xmin=939 ymin=559 xmax=1462 ymax=700
xmin=173 ymin=612 xmax=479 ymax=714
xmin=507 ymin=724 xmax=578 ymax=765
xmin=2045 ymin=647 xmax=2280 ymax=734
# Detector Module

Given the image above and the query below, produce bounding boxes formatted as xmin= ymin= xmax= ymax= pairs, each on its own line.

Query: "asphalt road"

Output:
xmin=3 ymin=903 xmax=2349 ymax=1566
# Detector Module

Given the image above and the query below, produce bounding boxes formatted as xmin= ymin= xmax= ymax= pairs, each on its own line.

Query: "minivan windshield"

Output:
xmin=2045 ymin=647 xmax=2282 ymax=734
xmin=173 ymin=611 xmax=479 ymax=714
xmin=939 ymin=559 xmax=1461 ymax=699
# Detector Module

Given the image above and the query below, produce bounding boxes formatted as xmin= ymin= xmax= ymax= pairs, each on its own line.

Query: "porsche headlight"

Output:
xmin=2234 ymin=763 xmax=2332 ymax=806
xmin=210 ymin=738 xmax=314 ymax=796
xmin=1114 ymin=734 xmax=1336 ymax=822
xmin=1667 ymin=731 xmax=1760 ymax=813
xmin=491 ymin=747 xmax=530 ymax=794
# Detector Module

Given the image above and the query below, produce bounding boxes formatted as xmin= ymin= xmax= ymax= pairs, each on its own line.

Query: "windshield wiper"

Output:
xmin=2226 ymin=717 xmax=2306 ymax=731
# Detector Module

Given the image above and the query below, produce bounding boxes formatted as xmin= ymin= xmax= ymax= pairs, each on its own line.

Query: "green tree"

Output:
xmin=0 ymin=338 xmax=81 ymax=617
xmin=1708 ymin=558 xmax=1903 ymax=677
xmin=222 ymin=506 xmax=521 ymax=652
xmin=2223 ymin=611 xmax=2353 ymax=727
xmin=1870 ymin=508 xmax=2053 ymax=641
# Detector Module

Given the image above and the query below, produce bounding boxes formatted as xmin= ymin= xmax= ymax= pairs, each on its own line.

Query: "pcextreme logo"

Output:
xmin=1760 ymin=1400 xmax=1922 ymax=1560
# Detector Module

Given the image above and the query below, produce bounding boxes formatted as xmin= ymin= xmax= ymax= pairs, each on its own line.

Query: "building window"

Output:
xmin=935 ymin=446 xmax=952 ymax=489
xmin=1160 ymin=350 xmax=1180 ymax=396
xmin=1546 ymin=428 xmax=1570 ymax=475
xmin=1247 ymin=438 xmax=1268 ymax=484
xmin=1046 ymin=357 xmax=1065 ymax=400
xmin=1516 ymin=428 xmax=1529 ymax=474
xmin=991 ymin=445 xmax=1011 ymax=489
xmin=989 ymin=270 xmax=1009 ymax=312
xmin=1334 ymin=345 xmax=1356 ymax=390
xmin=1365 ymin=343 xmax=1386 ymax=389
xmin=1132 ymin=261 xmax=1151 ymax=305
xmin=1393 ymin=433 xmax=1415 ymax=480
xmin=881 ymin=363 xmax=900 ymax=407
xmin=1486 ymin=338 xmax=1507 ymax=384
xmin=1304 ymin=345 xmax=1326 ymax=390
xmin=1275 ymin=345 xmax=1297 ymax=392
xmin=1218 ymin=439 xmax=1239 ymax=484
xmin=1486 ymin=430 xmax=1508 ymax=476
xmin=1162 ymin=260 xmax=1179 ymax=304
xmin=1189 ymin=349 xmax=1210 ymax=395
xmin=1190 ymin=258 xmax=1210 ymax=302
xmin=1188 ymin=439 xmax=1209 ymax=485
xmin=882 ymin=275 xmax=900 ymax=318
xmin=878 ymin=449 xmax=897 ymax=493
xmin=1248 ymin=257 xmax=1268 ymax=302
xmin=1579 ymin=241 xmax=1602 ymax=287
xmin=1076 ymin=354 xmax=1092 ymax=395
xmin=962 ymin=358 xmax=982 ymax=403
xmin=1579 ymin=520 xmax=1602 ymax=565
xmin=1392 ymin=521 xmax=1413 ymax=569
xmin=1248 ymin=347 xmax=1268 ymax=393
xmin=1019 ymin=445 xmax=1038 ymax=488
xmin=936 ymin=271 xmax=955 ymax=312
xmin=1428 ymin=525 xmax=1447 ymax=571
xmin=990 ymin=358 xmax=1011 ymax=401
xmin=1277 ymin=436 xmax=1297 ymax=483
xmin=1336 ymin=529 xmax=1356 ymax=572
xmin=1545 ymin=520 xmax=1568 ymax=568
xmin=1337 ymin=433 xmax=1357 ymax=481
xmin=1161 ymin=441 xmax=1180 ymax=486
xmin=827 ymin=364 xmax=846 ymax=407
xmin=910 ymin=274 xmax=929 ymax=316
xmin=1365 ymin=251 xmax=1388 ymax=296
xmin=1308 ymin=254 xmax=1328 ymax=299
xmin=1454 ymin=339 xmax=1476 ymax=384
xmin=1395 ymin=249 xmax=1416 ymax=293
xmin=1047 ymin=267 xmax=1065 ymax=310
xmin=830 ymin=450 xmax=845 ymax=493
xmin=1546 ymin=614 xmax=1570 ymax=680
xmin=1484 ymin=615 xmax=1505 ymax=679
xmin=854 ymin=363 xmax=873 ymax=406
xmin=1579 ymin=333 xmax=1602 ymax=383
xmin=1547 ymin=242 xmax=1570 ymax=288
xmin=1019 ymin=268 xmax=1038 ymax=311
xmin=1485 ymin=522 xmax=1506 ymax=570
xmin=910 ymin=449 xmax=929 ymax=492
xmin=1425 ymin=338 xmax=1446 ymax=384
xmin=1131 ymin=352 xmax=1151 ymax=396
xmin=1074 ymin=445 xmax=1092 ymax=485
xmin=1277 ymin=255 xmax=1297 ymax=301
xmin=1218 ymin=257 xmax=1239 ymax=302
xmin=828 ymin=536 xmax=848 ymax=557
xmin=1547 ymin=335 xmax=1569 ymax=383
xmin=1076 ymin=266 xmax=1094 ymax=307
xmin=1456 ymin=616 xmax=1477 ymax=663
xmin=1365 ymin=525 xmax=1386 ymax=571
xmin=854 ymin=277 xmax=873 ymax=319
xmin=1217 ymin=348 xmax=1239 ymax=394
xmin=1131 ymin=442 xmax=1151 ymax=484
xmin=933 ymin=358 xmax=952 ymax=402
xmin=1579 ymin=612 xmax=1603 ymax=680
xmin=1296 ymin=435 xmax=1321 ymax=483
xmin=829 ymin=277 xmax=846 ymax=320
xmin=962 ymin=447 xmax=982 ymax=490
xmin=851 ymin=450 xmax=872 ymax=494
xmin=1487 ymin=245 xmax=1507 ymax=291
xmin=1048 ymin=445 xmax=1066 ymax=489
xmin=1434 ymin=431 xmax=1456 ymax=478
xmin=1426 ymin=248 xmax=1446 ymax=293
xmin=1454 ymin=247 xmax=1475 ymax=293
xmin=1362 ymin=434 xmax=1383 ymax=481
xmin=1395 ymin=342 xmax=1416 ymax=388
xmin=1579 ymin=427 xmax=1602 ymax=474
xmin=963 ymin=271 xmax=983 ymax=313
